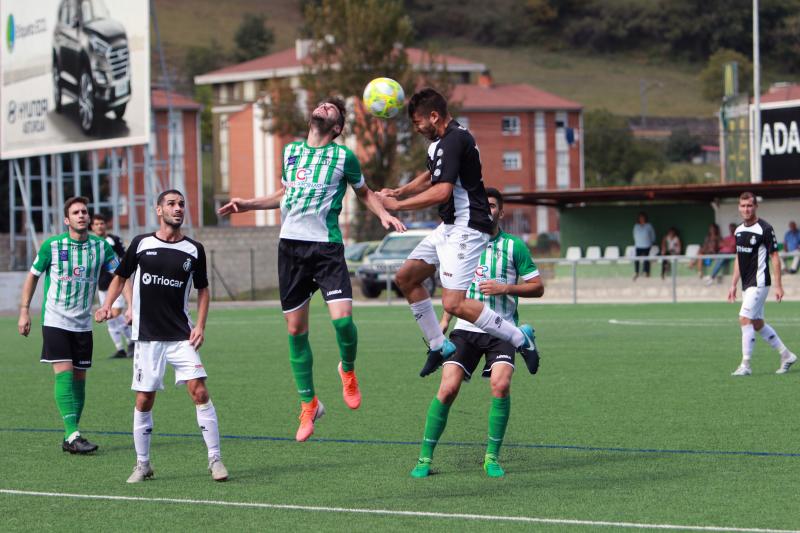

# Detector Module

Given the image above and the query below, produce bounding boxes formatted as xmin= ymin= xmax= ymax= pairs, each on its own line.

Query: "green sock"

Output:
xmin=332 ymin=316 xmax=358 ymax=372
xmin=419 ymin=397 xmax=451 ymax=460
xmin=54 ymin=371 xmax=79 ymax=440
xmin=486 ymin=396 xmax=511 ymax=458
xmin=288 ymin=333 xmax=315 ymax=402
xmin=73 ymin=378 xmax=86 ymax=425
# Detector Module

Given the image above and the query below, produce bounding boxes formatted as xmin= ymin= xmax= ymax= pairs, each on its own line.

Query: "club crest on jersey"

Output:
xmin=183 ymin=258 xmax=192 ymax=272
xmin=750 ymin=236 xmax=756 ymax=245
xmin=58 ymin=250 xmax=69 ymax=261
xmin=287 ymin=155 xmax=298 ymax=166
xmin=296 ymin=168 xmax=311 ymax=181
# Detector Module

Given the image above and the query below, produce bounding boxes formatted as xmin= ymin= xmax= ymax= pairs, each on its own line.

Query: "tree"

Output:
xmin=184 ymin=39 xmax=228 ymax=87
xmin=233 ymin=14 xmax=275 ymax=62
xmin=665 ymin=128 xmax=702 ymax=162
xmin=699 ymin=49 xmax=753 ymax=102
xmin=300 ymin=0 xmax=414 ymax=239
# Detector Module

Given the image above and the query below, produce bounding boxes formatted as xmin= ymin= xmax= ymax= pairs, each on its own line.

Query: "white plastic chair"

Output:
xmin=565 ymin=246 xmax=582 ymax=260
xmin=685 ymin=244 xmax=700 ymax=258
xmin=624 ymin=245 xmax=636 ymax=258
xmin=585 ymin=246 xmax=602 ymax=261
xmin=603 ymin=246 xmax=621 ymax=260
xmin=649 ymin=245 xmax=659 ymax=257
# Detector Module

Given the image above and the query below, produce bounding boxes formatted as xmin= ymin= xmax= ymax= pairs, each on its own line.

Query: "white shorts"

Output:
xmin=408 ymin=224 xmax=490 ymax=290
xmin=739 ymin=286 xmax=769 ymax=320
xmin=132 ymin=340 xmax=208 ymax=392
xmin=98 ymin=289 xmax=125 ymax=310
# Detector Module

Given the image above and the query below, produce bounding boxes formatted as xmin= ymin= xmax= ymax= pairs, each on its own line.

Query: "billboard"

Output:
xmin=1 ymin=0 xmax=149 ymax=159
xmin=758 ymin=100 xmax=800 ymax=182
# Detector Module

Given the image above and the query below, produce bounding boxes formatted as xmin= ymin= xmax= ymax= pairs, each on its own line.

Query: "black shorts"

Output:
xmin=446 ymin=329 xmax=515 ymax=380
xmin=40 ymin=326 xmax=94 ymax=369
xmin=278 ymin=239 xmax=353 ymax=312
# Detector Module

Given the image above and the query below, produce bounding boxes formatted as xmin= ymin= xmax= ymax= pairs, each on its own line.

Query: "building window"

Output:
xmin=535 ymin=112 xmax=547 ymax=188
xmin=503 ymin=151 xmax=522 ymax=170
xmin=503 ymin=184 xmax=522 ymax=193
xmin=456 ymin=116 xmax=470 ymax=130
xmin=502 ymin=116 xmax=520 ymax=135
xmin=555 ymin=111 xmax=570 ymax=189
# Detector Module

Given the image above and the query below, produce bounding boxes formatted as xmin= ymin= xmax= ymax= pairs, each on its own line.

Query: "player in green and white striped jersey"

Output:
xmin=218 ymin=97 xmax=405 ymax=442
xmin=410 ymin=188 xmax=544 ymax=478
xmin=18 ymin=196 xmax=119 ymax=455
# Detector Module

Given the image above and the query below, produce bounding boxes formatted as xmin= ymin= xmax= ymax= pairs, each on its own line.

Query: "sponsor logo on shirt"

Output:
xmin=146 ymin=250 xmax=157 ymax=255
xmin=58 ymin=250 xmax=69 ymax=261
xmin=141 ymin=272 xmax=185 ymax=288
xmin=296 ymin=168 xmax=311 ymax=181
xmin=737 ymin=246 xmax=753 ymax=253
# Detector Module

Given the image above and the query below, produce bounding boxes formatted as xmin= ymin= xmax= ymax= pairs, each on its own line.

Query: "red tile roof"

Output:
xmin=196 ymin=46 xmax=483 ymax=81
xmin=452 ymin=83 xmax=582 ymax=111
xmin=152 ymin=89 xmax=202 ymax=110
xmin=761 ymin=83 xmax=800 ymax=104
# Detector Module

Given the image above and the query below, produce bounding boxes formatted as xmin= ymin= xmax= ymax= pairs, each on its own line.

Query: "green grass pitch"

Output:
xmin=2 ymin=300 xmax=799 ymax=531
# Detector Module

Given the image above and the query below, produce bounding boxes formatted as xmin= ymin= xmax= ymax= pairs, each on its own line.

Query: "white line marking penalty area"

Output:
xmin=1 ymin=490 xmax=797 ymax=532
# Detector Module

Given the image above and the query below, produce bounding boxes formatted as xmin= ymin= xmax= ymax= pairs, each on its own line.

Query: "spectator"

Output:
xmin=632 ymin=212 xmax=656 ymax=280
xmin=660 ymin=227 xmax=682 ymax=279
xmin=692 ymin=223 xmax=721 ymax=277
xmin=706 ymin=223 xmax=737 ymax=285
xmin=783 ymin=221 xmax=800 ymax=274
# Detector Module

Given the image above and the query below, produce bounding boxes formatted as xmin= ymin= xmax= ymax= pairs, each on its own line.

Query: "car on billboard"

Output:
xmin=52 ymin=0 xmax=130 ymax=134
xmin=355 ymin=230 xmax=436 ymax=298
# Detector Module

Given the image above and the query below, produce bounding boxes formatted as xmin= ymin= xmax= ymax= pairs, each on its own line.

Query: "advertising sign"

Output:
xmin=759 ymin=101 xmax=800 ymax=182
xmin=1 ymin=0 xmax=149 ymax=159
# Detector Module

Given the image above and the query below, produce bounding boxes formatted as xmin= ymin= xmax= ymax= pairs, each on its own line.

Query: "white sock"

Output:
xmin=758 ymin=324 xmax=788 ymax=355
xmin=123 ymin=321 xmax=133 ymax=342
xmin=474 ymin=305 xmax=525 ymax=347
xmin=108 ymin=316 xmax=126 ymax=350
xmin=741 ymin=324 xmax=756 ymax=363
xmin=133 ymin=409 xmax=153 ymax=463
xmin=410 ymin=299 xmax=445 ymax=351
xmin=196 ymin=401 xmax=221 ymax=459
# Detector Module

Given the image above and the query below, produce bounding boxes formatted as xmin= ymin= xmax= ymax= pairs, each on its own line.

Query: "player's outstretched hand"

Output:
xmin=189 ymin=327 xmax=205 ymax=350
xmin=17 ymin=310 xmax=30 ymax=337
xmin=727 ymin=285 xmax=737 ymax=303
xmin=775 ymin=285 xmax=784 ymax=302
xmin=379 ymin=195 xmax=400 ymax=211
xmin=379 ymin=188 xmax=400 ymax=198
xmin=95 ymin=306 xmax=112 ymax=323
xmin=479 ymin=280 xmax=508 ymax=296
xmin=381 ymin=214 xmax=406 ymax=233
xmin=217 ymin=198 xmax=245 ymax=217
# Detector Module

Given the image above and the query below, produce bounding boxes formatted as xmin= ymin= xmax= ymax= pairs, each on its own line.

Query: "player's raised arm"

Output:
xmin=381 ymin=181 xmax=454 ymax=212
xmin=355 ymin=186 xmax=406 ymax=232
xmin=217 ymin=187 xmax=286 ymax=216
xmin=380 ymin=170 xmax=432 ymax=199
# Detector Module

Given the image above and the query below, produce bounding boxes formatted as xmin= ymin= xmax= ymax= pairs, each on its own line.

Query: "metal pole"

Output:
xmin=386 ymin=268 xmax=392 ymax=305
xmin=671 ymin=257 xmax=678 ymax=303
xmin=9 ymin=161 xmax=16 ymax=270
xmin=56 ymin=154 xmax=65 ymax=219
xmin=110 ymin=149 xmax=120 ymax=233
xmin=210 ymin=250 xmax=216 ymax=301
xmin=571 ymin=260 xmax=577 ymax=304
xmin=40 ymin=155 xmax=50 ymax=235
xmin=126 ymin=146 xmax=137 ymax=237
xmin=91 ymin=151 xmax=100 ymax=213
xmin=752 ymin=0 xmax=762 ymax=182
xmin=72 ymin=152 xmax=81 ymax=196
xmin=250 ymin=248 xmax=255 ymax=300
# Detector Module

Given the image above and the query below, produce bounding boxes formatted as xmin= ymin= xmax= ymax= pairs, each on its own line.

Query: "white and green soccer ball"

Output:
xmin=362 ymin=77 xmax=405 ymax=119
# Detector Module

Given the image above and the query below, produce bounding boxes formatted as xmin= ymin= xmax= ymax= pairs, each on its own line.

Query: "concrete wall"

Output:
xmin=0 ymin=272 xmax=42 ymax=313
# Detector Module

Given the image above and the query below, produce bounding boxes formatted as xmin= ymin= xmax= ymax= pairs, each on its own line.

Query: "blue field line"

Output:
xmin=2 ymin=427 xmax=799 ymax=458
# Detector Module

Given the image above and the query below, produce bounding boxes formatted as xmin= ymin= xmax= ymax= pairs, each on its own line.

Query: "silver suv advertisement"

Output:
xmin=1 ymin=0 xmax=149 ymax=159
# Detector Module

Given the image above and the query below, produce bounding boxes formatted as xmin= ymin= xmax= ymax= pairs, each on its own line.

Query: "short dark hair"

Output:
xmin=322 ymin=97 xmax=346 ymax=137
xmin=407 ymin=88 xmax=448 ymax=119
xmin=739 ymin=191 xmax=757 ymax=204
xmin=485 ymin=187 xmax=503 ymax=210
xmin=91 ymin=213 xmax=107 ymax=224
xmin=64 ymin=196 xmax=89 ymax=217
xmin=157 ymin=189 xmax=184 ymax=206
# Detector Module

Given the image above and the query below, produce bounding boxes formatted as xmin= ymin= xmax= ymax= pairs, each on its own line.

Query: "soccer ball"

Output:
xmin=362 ymin=77 xmax=405 ymax=119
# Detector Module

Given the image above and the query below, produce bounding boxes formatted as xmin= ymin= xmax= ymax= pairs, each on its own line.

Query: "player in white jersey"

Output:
xmin=218 ymin=97 xmax=405 ymax=442
xmin=97 ymin=190 xmax=228 ymax=483
xmin=379 ymin=88 xmax=539 ymax=377
xmin=727 ymin=192 xmax=796 ymax=376
xmin=91 ymin=213 xmax=133 ymax=358
xmin=409 ymin=188 xmax=544 ymax=478
xmin=18 ymin=196 xmax=119 ymax=454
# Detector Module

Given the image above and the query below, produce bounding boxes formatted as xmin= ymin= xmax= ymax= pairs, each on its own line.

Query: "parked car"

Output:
xmin=356 ymin=230 xmax=436 ymax=298
xmin=53 ymin=0 xmax=131 ymax=134
xmin=345 ymin=240 xmax=380 ymax=276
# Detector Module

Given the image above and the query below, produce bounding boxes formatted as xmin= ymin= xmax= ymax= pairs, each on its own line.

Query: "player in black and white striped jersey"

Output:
xmin=728 ymin=192 xmax=796 ymax=376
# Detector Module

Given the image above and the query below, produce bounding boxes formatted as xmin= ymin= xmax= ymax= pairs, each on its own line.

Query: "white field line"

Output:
xmin=608 ymin=318 xmax=800 ymax=327
xmin=1 ymin=489 xmax=797 ymax=533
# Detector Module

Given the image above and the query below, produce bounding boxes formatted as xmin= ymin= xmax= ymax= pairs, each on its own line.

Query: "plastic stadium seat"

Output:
xmin=624 ymin=245 xmax=636 ymax=258
xmin=649 ymin=245 xmax=659 ymax=257
xmin=685 ymin=244 xmax=701 ymax=258
xmin=565 ymin=246 xmax=582 ymax=260
xmin=603 ymin=246 xmax=621 ymax=260
xmin=585 ymin=246 xmax=602 ymax=260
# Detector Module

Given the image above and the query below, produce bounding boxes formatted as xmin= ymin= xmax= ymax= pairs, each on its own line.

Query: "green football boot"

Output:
xmin=483 ymin=454 xmax=505 ymax=478
xmin=410 ymin=457 xmax=432 ymax=478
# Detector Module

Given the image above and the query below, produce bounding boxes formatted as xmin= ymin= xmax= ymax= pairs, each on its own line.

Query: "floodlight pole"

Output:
xmin=752 ymin=0 xmax=762 ymax=183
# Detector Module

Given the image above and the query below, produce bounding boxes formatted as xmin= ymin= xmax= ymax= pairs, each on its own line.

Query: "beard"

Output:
xmin=310 ymin=114 xmax=338 ymax=136
xmin=164 ymin=216 xmax=183 ymax=229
